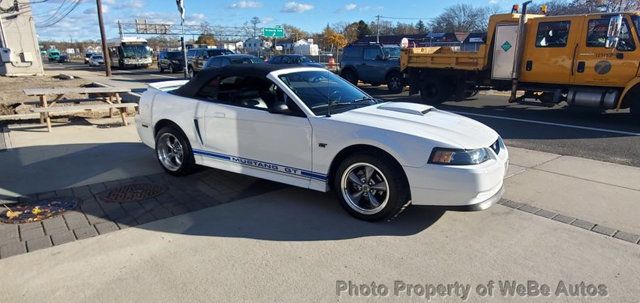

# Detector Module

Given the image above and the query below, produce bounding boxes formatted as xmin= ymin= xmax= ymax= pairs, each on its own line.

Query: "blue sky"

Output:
xmin=32 ymin=0 xmax=513 ymax=41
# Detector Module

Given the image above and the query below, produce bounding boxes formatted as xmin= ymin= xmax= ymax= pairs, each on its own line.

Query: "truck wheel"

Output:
xmin=386 ymin=72 xmax=404 ymax=94
xmin=341 ymin=69 xmax=359 ymax=85
xmin=334 ymin=153 xmax=410 ymax=221
xmin=631 ymin=97 xmax=640 ymax=122
xmin=420 ymin=78 xmax=449 ymax=105
xmin=155 ymin=126 xmax=196 ymax=176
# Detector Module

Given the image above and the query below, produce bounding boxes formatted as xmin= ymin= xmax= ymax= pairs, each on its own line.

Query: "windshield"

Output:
xmin=294 ymin=56 xmax=312 ymax=63
xmin=278 ymin=70 xmax=379 ymax=116
xmin=382 ymin=46 xmax=400 ymax=58
xmin=93 ymin=56 xmax=103 ymax=60
xmin=634 ymin=16 xmax=640 ymax=41
xmin=166 ymin=52 xmax=182 ymax=59
xmin=230 ymin=56 xmax=262 ymax=64
xmin=122 ymin=44 xmax=150 ymax=58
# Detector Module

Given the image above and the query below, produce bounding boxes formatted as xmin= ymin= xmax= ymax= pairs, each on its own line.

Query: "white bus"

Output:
xmin=107 ymin=37 xmax=152 ymax=69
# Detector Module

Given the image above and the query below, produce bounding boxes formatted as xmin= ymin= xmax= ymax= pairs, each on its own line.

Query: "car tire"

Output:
xmin=341 ymin=69 xmax=359 ymax=85
xmin=155 ymin=126 xmax=196 ymax=176
xmin=168 ymin=65 xmax=174 ymax=73
xmin=334 ymin=153 xmax=410 ymax=221
xmin=420 ymin=77 xmax=449 ymax=105
xmin=386 ymin=72 xmax=404 ymax=94
xmin=159 ymin=66 xmax=165 ymax=73
xmin=188 ymin=67 xmax=195 ymax=78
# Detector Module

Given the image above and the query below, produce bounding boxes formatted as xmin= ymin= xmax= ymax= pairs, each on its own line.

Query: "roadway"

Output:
xmin=47 ymin=62 xmax=640 ymax=167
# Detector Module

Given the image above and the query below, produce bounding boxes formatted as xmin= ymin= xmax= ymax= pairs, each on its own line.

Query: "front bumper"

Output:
xmin=404 ymin=147 xmax=508 ymax=209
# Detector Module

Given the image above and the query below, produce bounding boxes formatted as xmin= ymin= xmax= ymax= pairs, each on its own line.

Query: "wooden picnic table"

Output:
xmin=23 ymin=87 xmax=136 ymax=132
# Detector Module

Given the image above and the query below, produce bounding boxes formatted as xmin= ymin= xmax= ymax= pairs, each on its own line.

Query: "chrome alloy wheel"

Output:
xmin=340 ymin=162 xmax=390 ymax=215
xmin=157 ymin=133 xmax=184 ymax=172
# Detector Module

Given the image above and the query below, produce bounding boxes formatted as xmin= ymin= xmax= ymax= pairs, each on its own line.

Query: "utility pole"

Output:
xmin=376 ymin=15 xmax=381 ymax=43
xmin=96 ymin=0 xmax=112 ymax=76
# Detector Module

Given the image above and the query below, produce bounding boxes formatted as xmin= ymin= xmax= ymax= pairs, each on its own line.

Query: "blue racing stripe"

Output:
xmin=193 ymin=149 xmax=327 ymax=181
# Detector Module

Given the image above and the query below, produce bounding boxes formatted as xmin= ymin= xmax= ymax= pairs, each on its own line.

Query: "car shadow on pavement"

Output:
xmin=140 ymin=186 xmax=446 ymax=242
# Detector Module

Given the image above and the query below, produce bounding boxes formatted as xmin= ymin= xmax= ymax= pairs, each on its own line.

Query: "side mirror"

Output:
xmin=268 ymin=103 xmax=290 ymax=114
xmin=606 ymin=14 xmax=623 ymax=49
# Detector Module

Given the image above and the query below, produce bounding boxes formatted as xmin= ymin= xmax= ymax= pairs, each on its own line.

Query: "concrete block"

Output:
xmin=26 ymin=236 xmax=52 ymax=252
xmin=73 ymin=226 xmax=98 ymax=240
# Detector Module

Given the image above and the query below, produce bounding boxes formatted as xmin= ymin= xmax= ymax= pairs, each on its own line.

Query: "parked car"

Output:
xmin=84 ymin=53 xmax=95 ymax=64
xmin=135 ymin=65 xmax=508 ymax=221
xmin=57 ymin=54 xmax=69 ymax=63
xmin=203 ymin=54 xmax=262 ymax=70
xmin=89 ymin=54 xmax=104 ymax=67
xmin=186 ymin=48 xmax=234 ymax=77
xmin=340 ymin=43 xmax=405 ymax=93
xmin=158 ymin=51 xmax=185 ymax=73
xmin=47 ymin=50 xmax=61 ymax=62
xmin=268 ymin=54 xmax=325 ymax=68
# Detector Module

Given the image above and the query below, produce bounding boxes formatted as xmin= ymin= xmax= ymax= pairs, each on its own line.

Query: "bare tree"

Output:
xmin=430 ymin=4 xmax=490 ymax=32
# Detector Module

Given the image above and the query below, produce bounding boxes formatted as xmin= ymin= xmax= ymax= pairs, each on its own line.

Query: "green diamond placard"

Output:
xmin=501 ymin=41 xmax=512 ymax=52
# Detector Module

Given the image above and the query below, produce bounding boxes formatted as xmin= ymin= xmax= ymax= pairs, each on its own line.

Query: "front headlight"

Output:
xmin=429 ymin=148 xmax=490 ymax=165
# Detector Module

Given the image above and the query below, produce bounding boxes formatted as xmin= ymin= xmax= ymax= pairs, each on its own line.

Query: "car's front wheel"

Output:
xmin=386 ymin=72 xmax=404 ymax=94
xmin=334 ymin=153 xmax=410 ymax=221
xmin=155 ymin=126 xmax=196 ymax=176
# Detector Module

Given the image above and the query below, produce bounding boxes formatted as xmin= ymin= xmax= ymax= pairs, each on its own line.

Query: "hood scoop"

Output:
xmin=377 ymin=103 xmax=434 ymax=116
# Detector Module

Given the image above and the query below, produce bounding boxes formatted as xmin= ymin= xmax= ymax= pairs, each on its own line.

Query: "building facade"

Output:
xmin=0 ymin=2 xmax=44 ymax=76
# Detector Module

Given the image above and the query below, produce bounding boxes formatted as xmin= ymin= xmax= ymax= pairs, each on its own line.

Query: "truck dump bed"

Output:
xmin=400 ymin=46 xmax=489 ymax=72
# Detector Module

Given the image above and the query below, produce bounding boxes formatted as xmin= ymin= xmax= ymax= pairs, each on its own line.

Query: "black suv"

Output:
xmin=186 ymin=48 xmax=233 ymax=77
xmin=158 ymin=51 xmax=185 ymax=73
xmin=340 ymin=43 xmax=404 ymax=93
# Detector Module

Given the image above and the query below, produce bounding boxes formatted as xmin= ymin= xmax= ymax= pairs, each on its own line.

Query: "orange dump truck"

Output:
xmin=401 ymin=2 xmax=640 ymax=120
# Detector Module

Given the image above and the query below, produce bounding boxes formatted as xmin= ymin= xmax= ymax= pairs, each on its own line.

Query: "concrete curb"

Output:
xmin=498 ymin=199 xmax=640 ymax=245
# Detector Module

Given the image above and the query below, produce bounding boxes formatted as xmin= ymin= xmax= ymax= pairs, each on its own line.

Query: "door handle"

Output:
xmin=525 ymin=60 xmax=533 ymax=71
xmin=213 ymin=112 xmax=225 ymax=118
xmin=576 ymin=61 xmax=585 ymax=73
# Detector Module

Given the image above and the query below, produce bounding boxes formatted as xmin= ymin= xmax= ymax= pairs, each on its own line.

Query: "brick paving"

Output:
xmin=497 ymin=199 xmax=640 ymax=246
xmin=0 ymin=169 xmax=283 ymax=259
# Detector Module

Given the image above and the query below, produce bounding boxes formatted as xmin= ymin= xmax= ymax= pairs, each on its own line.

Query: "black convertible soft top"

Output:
xmin=173 ymin=64 xmax=291 ymax=98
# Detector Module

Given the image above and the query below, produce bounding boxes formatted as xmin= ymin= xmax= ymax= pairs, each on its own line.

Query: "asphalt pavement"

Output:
xmin=48 ymin=62 xmax=640 ymax=167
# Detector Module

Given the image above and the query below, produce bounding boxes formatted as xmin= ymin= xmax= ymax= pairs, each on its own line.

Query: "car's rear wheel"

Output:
xmin=386 ymin=72 xmax=404 ymax=94
xmin=168 ymin=65 xmax=174 ymax=73
xmin=341 ymin=69 xmax=358 ymax=85
xmin=420 ymin=77 xmax=449 ymax=105
xmin=188 ymin=66 xmax=195 ymax=78
xmin=334 ymin=153 xmax=410 ymax=221
xmin=159 ymin=65 xmax=165 ymax=73
xmin=155 ymin=126 xmax=196 ymax=176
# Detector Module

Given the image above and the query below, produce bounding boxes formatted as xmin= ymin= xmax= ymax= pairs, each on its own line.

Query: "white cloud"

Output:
xmin=260 ymin=16 xmax=274 ymax=25
xmin=228 ymin=1 xmax=262 ymax=9
xmin=344 ymin=3 xmax=357 ymax=11
xmin=281 ymin=1 xmax=313 ymax=13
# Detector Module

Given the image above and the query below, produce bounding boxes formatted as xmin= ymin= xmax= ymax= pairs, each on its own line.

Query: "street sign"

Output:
xmin=262 ymin=26 xmax=285 ymax=38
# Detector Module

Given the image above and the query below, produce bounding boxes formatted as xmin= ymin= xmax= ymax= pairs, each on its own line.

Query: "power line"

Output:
xmin=36 ymin=0 xmax=81 ymax=27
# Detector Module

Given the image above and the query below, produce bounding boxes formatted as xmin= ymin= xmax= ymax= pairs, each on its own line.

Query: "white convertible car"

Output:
xmin=136 ymin=65 xmax=508 ymax=221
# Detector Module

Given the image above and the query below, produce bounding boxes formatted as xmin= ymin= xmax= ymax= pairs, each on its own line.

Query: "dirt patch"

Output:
xmin=0 ymin=75 xmax=90 ymax=106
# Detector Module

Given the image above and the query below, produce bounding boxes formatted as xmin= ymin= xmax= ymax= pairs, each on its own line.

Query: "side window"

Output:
xmin=281 ymin=56 xmax=292 ymax=64
xmin=205 ymin=57 xmax=220 ymax=69
xmin=270 ymin=56 xmax=282 ymax=64
xmin=536 ymin=21 xmax=570 ymax=47
xmin=587 ymin=17 xmax=636 ymax=51
xmin=215 ymin=76 xmax=271 ymax=111
xmin=221 ymin=58 xmax=231 ymax=67
xmin=196 ymin=77 xmax=221 ymax=100
xmin=363 ymin=47 xmax=382 ymax=61
xmin=343 ymin=47 xmax=363 ymax=59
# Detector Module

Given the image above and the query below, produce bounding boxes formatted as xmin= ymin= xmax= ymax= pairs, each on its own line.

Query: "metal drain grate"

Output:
xmin=0 ymin=197 xmax=79 ymax=224
xmin=98 ymin=183 xmax=167 ymax=203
